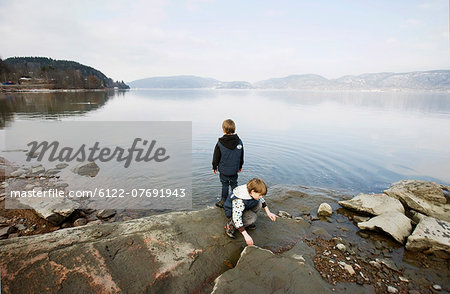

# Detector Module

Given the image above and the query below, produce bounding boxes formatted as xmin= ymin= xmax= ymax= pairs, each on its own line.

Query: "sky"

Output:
xmin=0 ymin=0 xmax=448 ymax=82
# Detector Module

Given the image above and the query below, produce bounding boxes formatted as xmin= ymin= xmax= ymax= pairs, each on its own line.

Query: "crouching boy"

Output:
xmin=224 ymin=178 xmax=277 ymax=246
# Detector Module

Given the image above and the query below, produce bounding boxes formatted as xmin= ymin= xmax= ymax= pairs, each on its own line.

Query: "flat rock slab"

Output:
xmin=0 ymin=207 xmax=309 ymax=294
xmin=212 ymin=245 xmax=331 ymax=294
xmin=406 ymin=216 xmax=450 ymax=256
xmin=358 ymin=212 xmax=412 ymax=244
xmin=14 ymin=195 xmax=78 ymax=225
xmin=384 ymin=180 xmax=450 ymax=222
xmin=339 ymin=193 xmax=404 ymax=216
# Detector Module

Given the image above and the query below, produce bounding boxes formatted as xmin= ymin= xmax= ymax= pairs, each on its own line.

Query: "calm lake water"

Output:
xmin=1 ymin=89 xmax=450 ymax=209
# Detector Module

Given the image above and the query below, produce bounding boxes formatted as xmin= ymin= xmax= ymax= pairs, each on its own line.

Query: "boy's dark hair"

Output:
xmin=222 ymin=119 xmax=236 ymax=134
xmin=247 ymin=178 xmax=267 ymax=195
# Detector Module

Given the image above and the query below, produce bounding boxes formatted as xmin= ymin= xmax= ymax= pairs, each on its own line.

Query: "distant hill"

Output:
xmin=129 ymin=75 xmax=220 ymax=88
xmin=253 ymin=74 xmax=329 ymax=89
xmin=1 ymin=57 xmax=129 ymax=90
xmin=130 ymin=70 xmax=450 ymax=91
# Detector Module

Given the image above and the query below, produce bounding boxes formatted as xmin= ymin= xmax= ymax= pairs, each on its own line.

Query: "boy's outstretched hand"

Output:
xmin=267 ymin=212 xmax=277 ymax=222
xmin=212 ymin=169 xmax=217 ymax=175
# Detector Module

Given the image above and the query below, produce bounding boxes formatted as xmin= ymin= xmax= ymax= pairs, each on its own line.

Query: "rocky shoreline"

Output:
xmin=0 ymin=157 xmax=449 ymax=293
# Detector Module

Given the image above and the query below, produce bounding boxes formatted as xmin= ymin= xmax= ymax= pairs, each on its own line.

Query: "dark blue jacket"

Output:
xmin=212 ymin=134 xmax=244 ymax=176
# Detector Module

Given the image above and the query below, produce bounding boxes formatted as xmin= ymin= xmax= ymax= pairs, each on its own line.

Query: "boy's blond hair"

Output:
xmin=247 ymin=178 xmax=267 ymax=195
xmin=222 ymin=119 xmax=236 ymax=134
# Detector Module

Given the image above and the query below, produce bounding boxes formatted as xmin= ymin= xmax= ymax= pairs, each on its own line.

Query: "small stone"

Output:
xmin=10 ymin=169 xmax=25 ymax=177
xmin=15 ymin=224 xmax=27 ymax=231
xmin=369 ymin=260 xmax=382 ymax=269
xmin=71 ymin=161 xmax=100 ymax=177
xmin=73 ymin=218 xmax=87 ymax=227
xmin=55 ymin=163 xmax=69 ymax=169
xmin=336 ymin=243 xmax=346 ymax=252
xmin=1 ymin=182 xmax=9 ymax=188
xmin=432 ymin=284 xmax=442 ymax=291
xmin=277 ymin=210 xmax=292 ymax=218
xmin=399 ymin=276 xmax=409 ymax=283
xmin=97 ymin=209 xmax=116 ymax=220
xmin=387 ymin=286 xmax=398 ymax=293
xmin=46 ymin=169 xmax=61 ymax=175
xmin=317 ymin=203 xmax=332 ymax=217
xmin=30 ymin=165 xmax=45 ymax=175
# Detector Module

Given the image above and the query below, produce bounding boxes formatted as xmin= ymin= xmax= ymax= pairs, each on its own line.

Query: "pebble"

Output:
xmin=294 ymin=216 xmax=304 ymax=222
xmin=278 ymin=210 xmax=292 ymax=218
xmin=73 ymin=218 xmax=87 ymax=227
xmin=369 ymin=260 xmax=382 ymax=269
xmin=56 ymin=163 xmax=69 ymax=169
xmin=432 ymin=284 xmax=442 ymax=291
xmin=317 ymin=203 xmax=332 ymax=217
xmin=387 ymin=286 xmax=398 ymax=293
xmin=15 ymin=224 xmax=27 ymax=231
xmin=398 ymin=276 xmax=409 ymax=283
xmin=344 ymin=264 xmax=355 ymax=275
xmin=336 ymin=243 xmax=346 ymax=252
xmin=97 ymin=209 xmax=117 ymax=220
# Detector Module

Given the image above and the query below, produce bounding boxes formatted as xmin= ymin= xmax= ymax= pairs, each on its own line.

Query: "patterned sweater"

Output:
xmin=224 ymin=185 xmax=267 ymax=232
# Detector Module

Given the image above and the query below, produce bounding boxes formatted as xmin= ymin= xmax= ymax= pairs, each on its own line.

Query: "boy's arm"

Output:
xmin=232 ymin=199 xmax=254 ymax=246
xmin=212 ymin=143 xmax=221 ymax=172
xmin=261 ymin=198 xmax=277 ymax=222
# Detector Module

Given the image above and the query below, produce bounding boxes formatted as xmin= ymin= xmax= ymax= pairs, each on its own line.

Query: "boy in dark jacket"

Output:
xmin=224 ymin=178 xmax=277 ymax=246
xmin=212 ymin=119 xmax=244 ymax=208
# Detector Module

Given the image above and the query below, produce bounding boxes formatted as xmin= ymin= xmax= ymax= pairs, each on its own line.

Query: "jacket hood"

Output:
xmin=219 ymin=134 xmax=241 ymax=149
xmin=232 ymin=184 xmax=252 ymax=200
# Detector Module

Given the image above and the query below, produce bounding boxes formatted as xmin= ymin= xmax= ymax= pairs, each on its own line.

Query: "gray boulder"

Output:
xmin=339 ymin=193 xmax=404 ymax=215
xmin=358 ymin=212 xmax=412 ymax=243
xmin=71 ymin=161 xmax=100 ymax=177
xmin=212 ymin=245 xmax=331 ymax=294
xmin=384 ymin=180 xmax=450 ymax=221
xmin=405 ymin=216 xmax=450 ymax=256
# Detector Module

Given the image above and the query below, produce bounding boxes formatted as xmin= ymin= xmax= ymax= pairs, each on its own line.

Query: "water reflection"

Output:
xmin=0 ymin=91 xmax=114 ymax=128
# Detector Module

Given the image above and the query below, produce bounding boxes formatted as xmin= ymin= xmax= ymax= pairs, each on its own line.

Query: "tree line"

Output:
xmin=1 ymin=57 xmax=129 ymax=89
